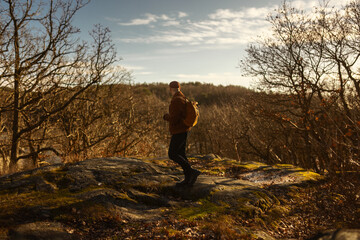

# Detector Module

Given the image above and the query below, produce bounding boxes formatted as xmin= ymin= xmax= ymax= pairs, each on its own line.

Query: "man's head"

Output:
xmin=169 ymin=81 xmax=180 ymax=89
xmin=169 ymin=81 xmax=180 ymax=95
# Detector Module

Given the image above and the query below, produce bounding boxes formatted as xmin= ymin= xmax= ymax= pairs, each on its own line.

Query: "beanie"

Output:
xmin=169 ymin=81 xmax=180 ymax=88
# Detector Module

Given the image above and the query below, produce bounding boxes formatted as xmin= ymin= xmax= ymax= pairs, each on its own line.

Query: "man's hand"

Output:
xmin=163 ymin=113 xmax=170 ymax=121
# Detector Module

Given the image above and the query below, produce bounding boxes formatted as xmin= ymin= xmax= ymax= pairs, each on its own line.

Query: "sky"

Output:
xmin=73 ymin=0 xmax=347 ymax=88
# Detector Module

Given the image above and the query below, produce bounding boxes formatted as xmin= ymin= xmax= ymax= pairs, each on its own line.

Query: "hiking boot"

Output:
xmin=175 ymin=180 xmax=190 ymax=187
xmin=175 ymin=170 xmax=192 ymax=187
xmin=188 ymin=169 xmax=201 ymax=186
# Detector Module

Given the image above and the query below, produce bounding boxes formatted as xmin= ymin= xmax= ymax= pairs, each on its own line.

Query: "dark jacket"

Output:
xmin=164 ymin=91 xmax=191 ymax=135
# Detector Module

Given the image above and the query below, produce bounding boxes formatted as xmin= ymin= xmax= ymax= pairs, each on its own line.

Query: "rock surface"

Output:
xmin=308 ymin=229 xmax=360 ymax=240
xmin=0 ymin=156 xmax=338 ymax=239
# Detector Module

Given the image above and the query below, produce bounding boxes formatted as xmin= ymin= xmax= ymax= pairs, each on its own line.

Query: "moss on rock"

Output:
xmin=0 ymin=155 xmax=326 ymax=239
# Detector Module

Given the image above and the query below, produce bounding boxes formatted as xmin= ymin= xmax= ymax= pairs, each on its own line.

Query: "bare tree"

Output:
xmin=241 ymin=0 xmax=360 ymax=172
xmin=0 ymin=0 xmax=118 ymax=171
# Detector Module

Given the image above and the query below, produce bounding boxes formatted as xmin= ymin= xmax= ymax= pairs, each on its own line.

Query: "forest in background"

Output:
xmin=0 ymin=0 xmax=359 ymax=176
xmin=1 ymin=81 xmax=359 ymax=176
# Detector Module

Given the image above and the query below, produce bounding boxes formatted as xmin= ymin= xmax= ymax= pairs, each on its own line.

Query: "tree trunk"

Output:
xmin=9 ymin=2 xmax=20 ymax=171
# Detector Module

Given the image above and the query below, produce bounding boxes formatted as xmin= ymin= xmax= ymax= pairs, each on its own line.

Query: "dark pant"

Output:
xmin=168 ymin=132 xmax=191 ymax=174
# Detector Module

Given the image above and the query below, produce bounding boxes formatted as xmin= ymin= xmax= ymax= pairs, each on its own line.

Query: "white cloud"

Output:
xmin=116 ymin=7 xmax=272 ymax=46
xmin=244 ymin=7 xmax=272 ymax=18
xmin=178 ymin=12 xmax=188 ymax=18
xmin=121 ymin=64 xmax=145 ymax=70
xmin=209 ymin=9 xmax=244 ymax=19
xmin=120 ymin=64 xmax=154 ymax=76
xmin=286 ymin=0 xmax=346 ymax=11
xmin=116 ymin=11 xmax=187 ymax=26
xmin=118 ymin=13 xmax=169 ymax=26
xmin=115 ymin=0 xmax=347 ymax=47
xmin=162 ymin=20 xmax=180 ymax=26
xmin=136 ymin=71 xmax=154 ymax=75
xmin=291 ymin=0 xmax=318 ymax=9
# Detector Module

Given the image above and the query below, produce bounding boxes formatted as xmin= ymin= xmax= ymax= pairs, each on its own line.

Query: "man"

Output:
xmin=163 ymin=81 xmax=201 ymax=187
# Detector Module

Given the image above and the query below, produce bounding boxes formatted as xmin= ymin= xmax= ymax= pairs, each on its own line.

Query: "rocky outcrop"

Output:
xmin=9 ymin=222 xmax=73 ymax=240
xmin=308 ymin=229 xmax=360 ymax=240
xmin=0 ymin=156 xmax=338 ymax=239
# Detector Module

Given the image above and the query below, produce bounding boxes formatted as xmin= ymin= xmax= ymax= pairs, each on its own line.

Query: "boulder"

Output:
xmin=308 ymin=229 xmax=360 ymax=240
xmin=9 ymin=221 xmax=75 ymax=240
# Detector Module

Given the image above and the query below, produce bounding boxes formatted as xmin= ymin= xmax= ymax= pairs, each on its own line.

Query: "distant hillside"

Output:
xmin=133 ymin=82 xmax=253 ymax=106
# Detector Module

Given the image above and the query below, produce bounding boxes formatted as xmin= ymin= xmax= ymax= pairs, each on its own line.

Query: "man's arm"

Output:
xmin=169 ymin=97 xmax=185 ymax=124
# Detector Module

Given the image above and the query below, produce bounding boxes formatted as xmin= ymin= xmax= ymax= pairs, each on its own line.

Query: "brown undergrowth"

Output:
xmin=263 ymin=173 xmax=360 ymax=239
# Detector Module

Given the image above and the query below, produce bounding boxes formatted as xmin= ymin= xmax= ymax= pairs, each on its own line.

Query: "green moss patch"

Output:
xmin=0 ymin=190 xmax=80 ymax=216
xmin=297 ymin=171 xmax=324 ymax=181
xmin=177 ymin=199 xmax=228 ymax=220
